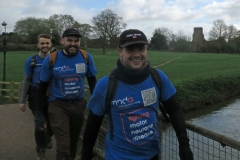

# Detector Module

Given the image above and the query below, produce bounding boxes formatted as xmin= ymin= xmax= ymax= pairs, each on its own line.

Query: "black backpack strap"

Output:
xmin=106 ymin=68 xmax=118 ymax=140
xmin=30 ymin=54 xmax=37 ymax=76
xmin=150 ymin=68 xmax=170 ymax=123
xmin=30 ymin=55 xmax=37 ymax=67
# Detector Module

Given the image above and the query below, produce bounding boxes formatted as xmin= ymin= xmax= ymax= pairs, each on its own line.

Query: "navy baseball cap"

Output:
xmin=118 ymin=29 xmax=149 ymax=47
xmin=62 ymin=28 xmax=82 ymax=38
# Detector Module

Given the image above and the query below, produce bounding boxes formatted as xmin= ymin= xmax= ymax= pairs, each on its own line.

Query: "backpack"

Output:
xmin=105 ymin=67 xmax=170 ymax=140
xmin=49 ymin=48 xmax=89 ymax=68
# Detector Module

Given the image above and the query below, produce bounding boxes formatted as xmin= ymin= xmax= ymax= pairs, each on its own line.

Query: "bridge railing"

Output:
xmin=79 ymin=110 xmax=240 ymax=160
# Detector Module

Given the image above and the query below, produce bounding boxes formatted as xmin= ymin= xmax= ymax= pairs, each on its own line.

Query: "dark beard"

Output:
xmin=64 ymin=46 xmax=79 ymax=55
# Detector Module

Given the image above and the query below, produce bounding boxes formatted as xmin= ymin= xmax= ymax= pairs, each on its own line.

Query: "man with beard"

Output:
xmin=35 ymin=28 xmax=97 ymax=160
xmin=19 ymin=34 xmax=54 ymax=160
xmin=81 ymin=29 xmax=194 ymax=160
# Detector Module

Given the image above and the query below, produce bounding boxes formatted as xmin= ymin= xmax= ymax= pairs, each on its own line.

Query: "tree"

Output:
xmin=175 ymin=38 xmax=190 ymax=52
xmin=72 ymin=22 xmax=92 ymax=48
xmin=150 ymin=33 xmax=167 ymax=50
xmin=153 ymin=27 xmax=173 ymax=44
xmin=8 ymin=33 xmax=22 ymax=44
xmin=72 ymin=22 xmax=92 ymax=38
xmin=14 ymin=17 xmax=49 ymax=43
xmin=92 ymin=9 xmax=127 ymax=54
xmin=208 ymin=19 xmax=227 ymax=40
xmin=227 ymin=43 xmax=237 ymax=53
xmin=226 ymin=25 xmax=238 ymax=42
xmin=48 ymin=14 xmax=75 ymax=44
xmin=176 ymin=30 xmax=188 ymax=41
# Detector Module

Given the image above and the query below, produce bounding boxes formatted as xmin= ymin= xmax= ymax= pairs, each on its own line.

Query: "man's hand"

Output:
xmin=34 ymin=111 xmax=46 ymax=130
xmin=19 ymin=103 xmax=27 ymax=112
xmin=179 ymin=144 xmax=194 ymax=160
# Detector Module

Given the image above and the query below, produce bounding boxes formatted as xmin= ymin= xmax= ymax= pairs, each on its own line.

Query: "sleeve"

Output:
xmin=85 ymin=53 xmax=97 ymax=77
xmin=158 ymin=70 xmax=176 ymax=101
xmin=24 ymin=57 xmax=33 ymax=76
xmin=19 ymin=75 xmax=31 ymax=103
xmin=81 ymin=110 xmax=104 ymax=160
xmin=39 ymin=55 xmax=52 ymax=82
xmin=87 ymin=76 xmax=97 ymax=94
xmin=86 ymin=76 xmax=109 ymax=116
xmin=35 ymin=81 xmax=49 ymax=112
xmin=161 ymin=95 xmax=190 ymax=145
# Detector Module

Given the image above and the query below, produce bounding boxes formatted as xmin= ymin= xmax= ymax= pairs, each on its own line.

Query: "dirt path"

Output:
xmin=0 ymin=103 xmax=56 ymax=160
xmin=152 ymin=55 xmax=185 ymax=68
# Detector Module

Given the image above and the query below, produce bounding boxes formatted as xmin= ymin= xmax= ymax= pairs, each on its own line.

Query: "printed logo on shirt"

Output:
xmin=112 ymin=96 xmax=140 ymax=108
xmin=75 ymin=63 xmax=85 ymax=73
xmin=120 ymin=107 xmax=157 ymax=145
xmin=59 ymin=76 xmax=82 ymax=96
xmin=141 ymin=87 xmax=157 ymax=106
xmin=54 ymin=65 xmax=73 ymax=72
xmin=35 ymin=64 xmax=42 ymax=67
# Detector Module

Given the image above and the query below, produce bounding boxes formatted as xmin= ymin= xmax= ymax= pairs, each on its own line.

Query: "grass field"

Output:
xmin=0 ymin=49 xmax=240 ymax=110
xmin=0 ymin=49 xmax=239 ymax=84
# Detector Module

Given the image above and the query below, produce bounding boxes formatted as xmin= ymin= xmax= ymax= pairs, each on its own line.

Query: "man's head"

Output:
xmin=37 ymin=34 xmax=52 ymax=54
xmin=61 ymin=28 xmax=82 ymax=55
xmin=118 ymin=29 xmax=149 ymax=71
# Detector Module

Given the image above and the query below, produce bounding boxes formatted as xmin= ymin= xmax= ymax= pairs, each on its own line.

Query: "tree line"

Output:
xmin=150 ymin=19 xmax=240 ymax=53
xmin=1 ymin=8 xmax=240 ymax=53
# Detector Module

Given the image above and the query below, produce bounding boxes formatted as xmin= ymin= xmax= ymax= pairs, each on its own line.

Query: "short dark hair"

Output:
xmin=37 ymin=34 xmax=52 ymax=43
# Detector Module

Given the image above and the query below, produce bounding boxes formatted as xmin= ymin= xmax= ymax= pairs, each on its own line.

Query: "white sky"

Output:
xmin=0 ymin=0 xmax=240 ymax=40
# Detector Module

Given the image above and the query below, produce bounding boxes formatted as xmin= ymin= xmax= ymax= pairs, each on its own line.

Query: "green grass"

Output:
xmin=0 ymin=49 xmax=239 ymax=85
xmin=1 ymin=49 xmax=240 ymax=110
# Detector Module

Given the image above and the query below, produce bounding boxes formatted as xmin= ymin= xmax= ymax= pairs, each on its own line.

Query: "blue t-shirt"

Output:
xmin=87 ymin=69 xmax=176 ymax=160
xmin=40 ymin=50 xmax=97 ymax=101
xmin=24 ymin=54 xmax=45 ymax=87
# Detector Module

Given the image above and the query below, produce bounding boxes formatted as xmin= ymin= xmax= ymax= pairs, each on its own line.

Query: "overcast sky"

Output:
xmin=0 ymin=0 xmax=240 ymax=40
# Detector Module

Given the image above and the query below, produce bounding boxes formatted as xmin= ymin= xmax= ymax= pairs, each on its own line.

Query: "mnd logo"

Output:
xmin=54 ymin=65 xmax=70 ymax=71
xmin=35 ymin=64 xmax=42 ymax=67
xmin=112 ymin=96 xmax=134 ymax=106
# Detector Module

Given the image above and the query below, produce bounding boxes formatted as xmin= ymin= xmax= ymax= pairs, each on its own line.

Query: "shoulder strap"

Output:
xmin=49 ymin=50 xmax=58 ymax=69
xmin=30 ymin=55 xmax=37 ymax=76
xmin=49 ymin=49 xmax=88 ymax=69
xmin=150 ymin=68 xmax=170 ymax=123
xmin=79 ymin=49 xmax=89 ymax=65
xmin=30 ymin=55 xmax=37 ymax=67
xmin=105 ymin=68 xmax=118 ymax=140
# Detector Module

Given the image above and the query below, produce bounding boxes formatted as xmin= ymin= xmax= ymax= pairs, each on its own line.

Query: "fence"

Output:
xmin=79 ymin=111 xmax=240 ymax=160
xmin=0 ymin=81 xmax=22 ymax=101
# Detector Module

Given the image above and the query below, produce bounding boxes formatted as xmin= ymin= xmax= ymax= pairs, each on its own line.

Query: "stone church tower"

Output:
xmin=191 ymin=27 xmax=205 ymax=51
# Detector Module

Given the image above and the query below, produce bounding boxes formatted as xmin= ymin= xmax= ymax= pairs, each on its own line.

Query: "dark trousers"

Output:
xmin=28 ymin=96 xmax=53 ymax=150
xmin=48 ymin=98 xmax=86 ymax=160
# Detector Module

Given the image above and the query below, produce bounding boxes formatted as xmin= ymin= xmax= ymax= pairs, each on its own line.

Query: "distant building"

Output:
xmin=191 ymin=27 xmax=206 ymax=51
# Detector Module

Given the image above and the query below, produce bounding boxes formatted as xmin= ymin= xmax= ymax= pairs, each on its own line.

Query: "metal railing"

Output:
xmin=79 ymin=110 xmax=240 ymax=160
xmin=161 ymin=122 xmax=240 ymax=160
